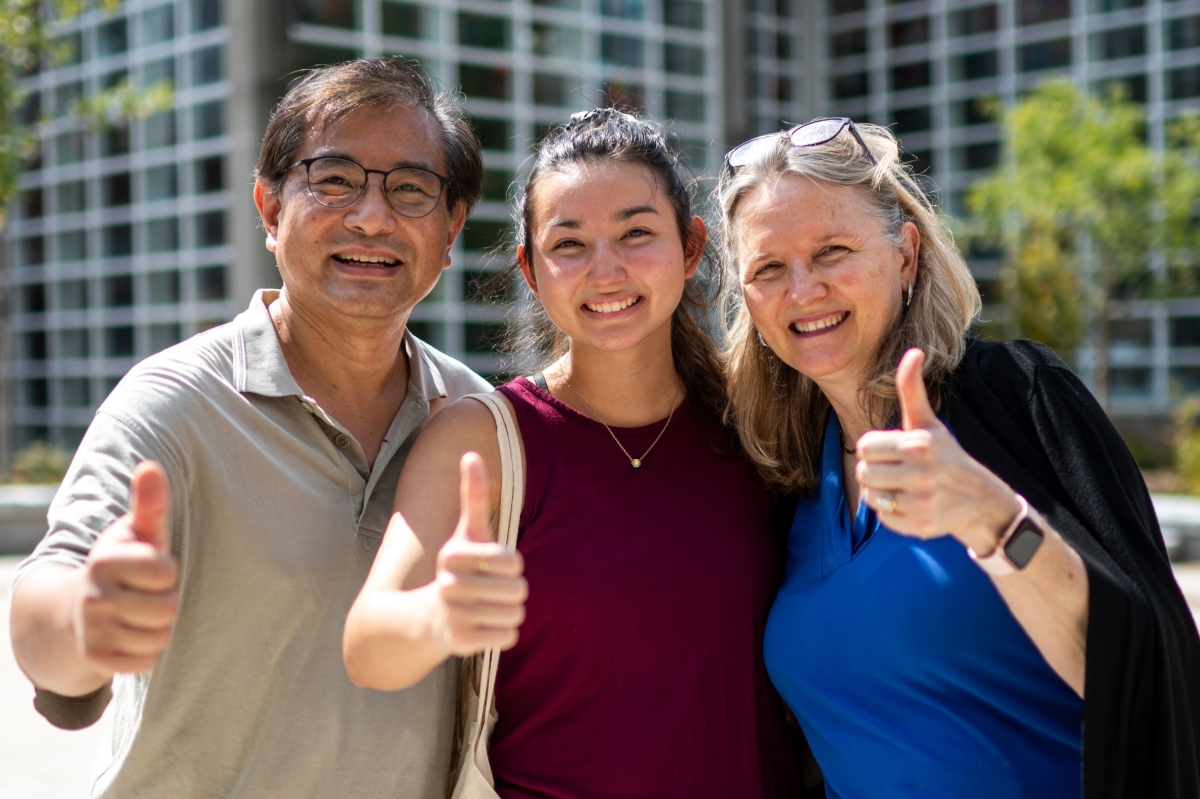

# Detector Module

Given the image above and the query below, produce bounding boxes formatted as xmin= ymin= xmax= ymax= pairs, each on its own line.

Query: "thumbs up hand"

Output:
xmin=74 ymin=461 xmax=180 ymax=677
xmin=855 ymin=349 xmax=1022 ymax=553
xmin=431 ymin=453 xmax=526 ymax=656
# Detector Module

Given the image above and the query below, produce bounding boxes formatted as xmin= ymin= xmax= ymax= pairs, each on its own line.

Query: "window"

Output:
xmin=148 ymin=218 xmax=180 ymax=252
xmin=960 ymin=141 xmax=1000 ymax=170
xmin=462 ymin=270 xmax=511 ymax=304
xmin=664 ymin=0 xmax=704 ymax=28
xmin=1109 ymin=368 xmax=1151 ymax=396
xmin=142 ymin=6 xmax=175 ymax=44
xmin=665 ymin=90 xmax=706 ymax=122
xmin=382 ymin=2 xmax=424 ymax=38
xmin=102 ymin=126 xmax=130 ymax=157
xmin=891 ymin=62 xmax=931 ymax=90
xmin=144 ymin=56 xmax=176 ymax=86
xmin=1093 ymin=0 xmax=1143 ymax=11
xmin=464 ymin=322 xmax=509 ymax=354
xmin=664 ymin=43 xmax=704 ymax=75
xmin=1167 ymin=17 xmax=1200 ymax=51
xmin=61 ymin=378 xmax=91 ymax=408
xmin=59 ymin=280 xmax=89 ymax=310
xmin=105 ymin=326 xmax=136 ymax=358
xmin=193 ymin=101 xmax=224 ymax=139
xmin=55 ymin=181 xmax=85 ymax=214
xmin=459 ymin=13 xmax=509 ymax=49
xmin=601 ymin=34 xmax=644 ymax=68
xmin=531 ymin=23 xmax=581 ymax=58
xmin=103 ymin=224 xmax=133 ymax=257
xmin=955 ymin=50 xmax=999 ymax=81
xmin=471 ymin=117 xmax=511 ymax=151
xmin=955 ymin=96 xmax=998 ymax=126
xmin=1019 ymin=39 xmax=1071 ymax=72
xmin=144 ymin=111 xmax=176 ymax=148
xmin=20 ymin=189 xmax=43 ymax=219
xmin=892 ymin=106 xmax=932 ymax=133
xmin=149 ymin=323 xmax=182 ymax=353
xmin=196 ymin=212 xmax=226 ymax=247
xmin=22 ymin=284 xmax=46 ymax=313
xmin=102 ymin=173 xmax=132 ymax=207
xmin=600 ymin=0 xmax=643 ymax=19
xmin=1168 ymin=66 xmax=1200 ymax=99
xmin=196 ymin=266 xmax=226 ymax=301
xmin=1017 ymin=0 xmax=1070 ymax=25
xmin=1174 ymin=317 xmax=1200 ymax=346
xmin=481 ymin=170 xmax=513 ymax=203
xmin=17 ymin=92 xmax=40 ymax=125
xmin=602 ymin=82 xmax=644 ymax=113
xmin=950 ymin=5 xmax=997 ymax=36
xmin=20 ymin=237 xmax=45 ymax=267
xmin=1094 ymin=74 xmax=1147 ymax=103
xmin=105 ymin=275 xmax=135 ymax=307
xmin=24 ymin=379 xmax=49 ymax=408
xmin=533 ymin=74 xmax=570 ymax=106
xmin=192 ymin=0 xmax=221 ymax=31
xmin=55 ymin=132 xmax=85 ymax=164
xmin=58 ymin=230 xmax=87 ymax=261
xmin=149 ymin=271 xmax=180 ymax=304
xmin=832 ymin=72 xmax=870 ymax=99
xmin=296 ymin=0 xmax=355 ymax=27
xmin=192 ymin=45 xmax=222 ymax=85
xmin=146 ymin=165 xmax=178 ymax=199
xmin=54 ymin=82 xmax=82 ymax=118
xmin=830 ymin=28 xmax=868 ymax=57
xmin=406 ymin=321 xmax=444 ymax=348
xmin=460 ymin=65 xmax=510 ymax=100
xmin=59 ymin=329 xmax=90 ymax=359
xmin=195 ymin=157 xmax=223 ymax=192
xmin=890 ymin=18 xmax=929 ymax=48
xmin=23 ymin=332 xmax=47 ymax=360
xmin=98 ymin=18 xmax=128 ymax=56
xmin=1094 ymin=26 xmax=1146 ymax=60
xmin=462 ymin=221 xmax=511 ymax=252
xmin=829 ymin=0 xmax=867 ymax=13
xmin=53 ymin=32 xmax=82 ymax=66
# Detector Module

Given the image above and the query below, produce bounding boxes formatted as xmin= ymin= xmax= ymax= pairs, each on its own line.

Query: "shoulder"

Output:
xmin=952 ymin=337 xmax=1081 ymax=407
xmin=410 ymin=335 xmax=493 ymax=401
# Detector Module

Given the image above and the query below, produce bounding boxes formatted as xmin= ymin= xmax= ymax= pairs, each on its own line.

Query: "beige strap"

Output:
xmin=464 ymin=392 xmax=524 ymax=751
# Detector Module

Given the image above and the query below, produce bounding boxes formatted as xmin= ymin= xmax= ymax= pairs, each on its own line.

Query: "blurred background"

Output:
xmin=2 ymin=0 xmax=1200 ymax=795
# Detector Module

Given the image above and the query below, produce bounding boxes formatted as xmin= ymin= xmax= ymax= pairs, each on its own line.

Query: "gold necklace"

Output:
xmin=565 ymin=381 xmax=680 ymax=469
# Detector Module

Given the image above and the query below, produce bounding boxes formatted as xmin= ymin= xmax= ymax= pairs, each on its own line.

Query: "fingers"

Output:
xmin=896 ymin=348 xmax=940 ymax=432
xmin=856 ymin=428 xmax=935 ymax=462
xmin=855 ymin=460 xmax=916 ymax=492
xmin=454 ymin=453 xmax=491 ymax=544
xmin=129 ymin=461 xmax=171 ymax=555
xmin=441 ymin=547 xmax=524 ymax=580
xmin=90 ymin=544 xmax=178 ymax=594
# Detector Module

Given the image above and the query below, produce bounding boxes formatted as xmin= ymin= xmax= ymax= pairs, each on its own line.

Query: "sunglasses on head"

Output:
xmin=725 ymin=117 xmax=878 ymax=175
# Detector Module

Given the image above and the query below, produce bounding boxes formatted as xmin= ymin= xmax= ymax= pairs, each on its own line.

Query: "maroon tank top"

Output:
xmin=489 ymin=377 xmax=800 ymax=799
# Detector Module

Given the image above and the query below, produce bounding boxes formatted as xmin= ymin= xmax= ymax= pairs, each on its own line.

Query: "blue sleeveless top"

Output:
xmin=763 ymin=414 xmax=1083 ymax=799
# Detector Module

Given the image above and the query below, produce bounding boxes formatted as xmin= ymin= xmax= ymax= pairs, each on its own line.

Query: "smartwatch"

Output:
xmin=968 ymin=495 xmax=1046 ymax=576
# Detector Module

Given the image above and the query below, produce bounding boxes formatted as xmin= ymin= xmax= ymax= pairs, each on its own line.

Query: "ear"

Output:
xmin=443 ymin=201 xmax=468 ymax=270
xmin=683 ymin=215 xmax=707 ymax=280
xmin=254 ymin=179 xmax=282 ymax=254
xmin=898 ymin=220 xmax=920 ymax=287
xmin=517 ymin=245 xmax=539 ymax=299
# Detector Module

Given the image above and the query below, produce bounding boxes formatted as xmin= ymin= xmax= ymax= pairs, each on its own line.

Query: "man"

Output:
xmin=9 ymin=58 xmax=491 ymax=797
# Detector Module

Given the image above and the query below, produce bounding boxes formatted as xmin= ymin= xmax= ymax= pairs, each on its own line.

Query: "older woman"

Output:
xmin=718 ymin=117 xmax=1200 ymax=799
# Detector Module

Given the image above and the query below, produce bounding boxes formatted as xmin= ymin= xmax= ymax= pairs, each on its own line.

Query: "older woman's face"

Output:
xmin=733 ymin=175 xmax=918 ymax=393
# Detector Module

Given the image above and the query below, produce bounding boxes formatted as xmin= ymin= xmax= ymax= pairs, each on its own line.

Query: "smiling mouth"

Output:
xmin=333 ymin=253 xmax=400 ymax=267
xmin=584 ymin=296 xmax=643 ymax=314
xmin=790 ymin=312 xmax=849 ymax=334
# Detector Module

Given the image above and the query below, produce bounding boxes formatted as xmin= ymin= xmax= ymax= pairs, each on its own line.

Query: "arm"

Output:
xmin=856 ymin=349 xmax=1088 ymax=696
xmin=343 ymin=398 xmax=527 ymax=691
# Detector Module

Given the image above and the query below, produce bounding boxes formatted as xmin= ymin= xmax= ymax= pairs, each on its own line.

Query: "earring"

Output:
xmin=756 ymin=330 xmax=769 ymax=348
xmin=905 ymin=282 xmax=913 ymax=308
xmin=265 ymin=233 xmax=277 ymax=250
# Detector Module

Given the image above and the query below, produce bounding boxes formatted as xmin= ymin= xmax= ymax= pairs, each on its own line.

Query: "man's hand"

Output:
xmin=73 ymin=461 xmax=179 ymax=677
xmin=430 ymin=453 xmax=526 ymax=656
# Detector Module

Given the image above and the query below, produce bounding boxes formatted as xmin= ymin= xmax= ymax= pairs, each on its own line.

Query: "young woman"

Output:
xmin=717 ymin=118 xmax=1200 ymax=798
xmin=344 ymin=109 xmax=800 ymax=798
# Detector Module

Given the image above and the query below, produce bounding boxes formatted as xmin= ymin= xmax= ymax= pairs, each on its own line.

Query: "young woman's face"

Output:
xmin=520 ymin=162 xmax=702 ymax=355
xmin=733 ymin=175 xmax=918 ymax=393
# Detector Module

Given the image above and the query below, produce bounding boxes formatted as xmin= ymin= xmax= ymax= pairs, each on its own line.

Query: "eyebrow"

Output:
xmin=307 ymin=150 xmax=435 ymax=171
xmin=545 ymin=204 xmax=660 ymax=230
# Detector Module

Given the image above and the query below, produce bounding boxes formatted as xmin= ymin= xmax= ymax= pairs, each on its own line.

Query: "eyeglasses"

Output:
xmin=285 ymin=156 xmax=451 ymax=218
xmin=725 ymin=117 xmax=878 ymax=175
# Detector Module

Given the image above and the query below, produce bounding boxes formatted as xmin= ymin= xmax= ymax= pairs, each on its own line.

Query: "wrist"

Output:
xmin=961 ymin=484 xmax=1023 ymax=557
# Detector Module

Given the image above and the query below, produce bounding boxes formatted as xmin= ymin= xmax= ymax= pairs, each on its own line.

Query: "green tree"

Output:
xmin=965 ymin=80 xmax=1196 ymax=409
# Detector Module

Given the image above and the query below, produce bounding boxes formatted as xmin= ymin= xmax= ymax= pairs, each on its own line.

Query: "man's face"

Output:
xmin=255 ymin=104 xmax=466 ymax=322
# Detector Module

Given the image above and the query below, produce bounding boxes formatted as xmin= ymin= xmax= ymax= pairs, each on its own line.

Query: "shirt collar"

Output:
xmin=232 ymin=288 xmax=448 ymax=404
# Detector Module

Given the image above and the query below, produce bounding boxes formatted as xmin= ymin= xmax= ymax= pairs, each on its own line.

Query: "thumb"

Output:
xmin=897 ymin=348 xmax=939 ymax=431
xmin=129 ymin=461 xmax=170 ymax=555
xmin=453 ymin=452 xmax=491 ymax=544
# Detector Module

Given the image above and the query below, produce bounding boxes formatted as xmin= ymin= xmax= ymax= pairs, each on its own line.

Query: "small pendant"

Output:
xmin=631 ymin=459 xmax=642 ymax=468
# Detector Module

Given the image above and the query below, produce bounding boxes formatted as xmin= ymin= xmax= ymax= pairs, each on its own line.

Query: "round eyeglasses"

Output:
xmin=286 ymin=156 xmax=451 ymax=218
xmin=725 ymin=117 xmax=878 ymax=175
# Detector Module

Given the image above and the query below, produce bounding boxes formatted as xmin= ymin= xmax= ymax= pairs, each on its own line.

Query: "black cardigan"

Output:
xmin=943 ymin=338 xmax=1200 ymax=798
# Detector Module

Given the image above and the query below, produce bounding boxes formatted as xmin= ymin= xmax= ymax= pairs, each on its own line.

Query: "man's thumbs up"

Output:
xmin=129 ymin=461 xmax=171 ymax=555
xmin=897 ymin=348 xmax=941 ymax=432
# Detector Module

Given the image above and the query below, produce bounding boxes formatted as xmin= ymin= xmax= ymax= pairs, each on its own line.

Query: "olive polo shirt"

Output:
xmin=12 ymin=289 xmax=492 ymax=798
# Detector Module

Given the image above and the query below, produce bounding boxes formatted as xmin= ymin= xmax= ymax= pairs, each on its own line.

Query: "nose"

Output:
xmin=784 ymin=262 xmax=826 ymax=305
xmin=586 ymin=239 xmax=628 ymax=287
xmin=342 ymin=173 xmax=398 ymax=237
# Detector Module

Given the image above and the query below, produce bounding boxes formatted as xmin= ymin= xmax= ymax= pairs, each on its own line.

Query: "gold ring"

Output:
xmin=478 ymin=557 xmax=489 ymax=573
xmin=876 ymin=490 xmax=896 ymax=514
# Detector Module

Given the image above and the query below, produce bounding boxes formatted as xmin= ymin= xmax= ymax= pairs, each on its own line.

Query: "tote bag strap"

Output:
xmin=463 ymin=392 xmax=524 ymax=747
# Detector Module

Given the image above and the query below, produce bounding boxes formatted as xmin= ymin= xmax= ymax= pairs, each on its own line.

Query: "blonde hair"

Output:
xmin=718 ymin=123 xmax=980 ymax=493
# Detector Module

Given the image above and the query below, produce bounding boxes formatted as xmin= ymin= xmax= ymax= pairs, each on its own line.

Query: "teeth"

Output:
xmin=585 ymin=296 xmax=640 ymax=314
xmin=793 ymin=312 xmax=848 ymax=333
xmin=337 ymin=253 xmax=398 ymax=265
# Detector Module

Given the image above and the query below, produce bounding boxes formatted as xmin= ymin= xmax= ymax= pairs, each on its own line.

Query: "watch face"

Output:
xmin=1004 ymin=519 xmax=1045 ymax=569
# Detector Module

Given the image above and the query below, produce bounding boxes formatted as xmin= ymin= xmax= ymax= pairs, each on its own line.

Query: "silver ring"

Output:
xmin=875 ymin=490 xmax=896 ymax=514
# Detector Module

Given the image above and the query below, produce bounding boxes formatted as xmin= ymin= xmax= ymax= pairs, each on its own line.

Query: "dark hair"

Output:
xmin=254 ymin=57 xmax=483 ymax=214
xmin=508 ymin=107 xmax=727 ymax=421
